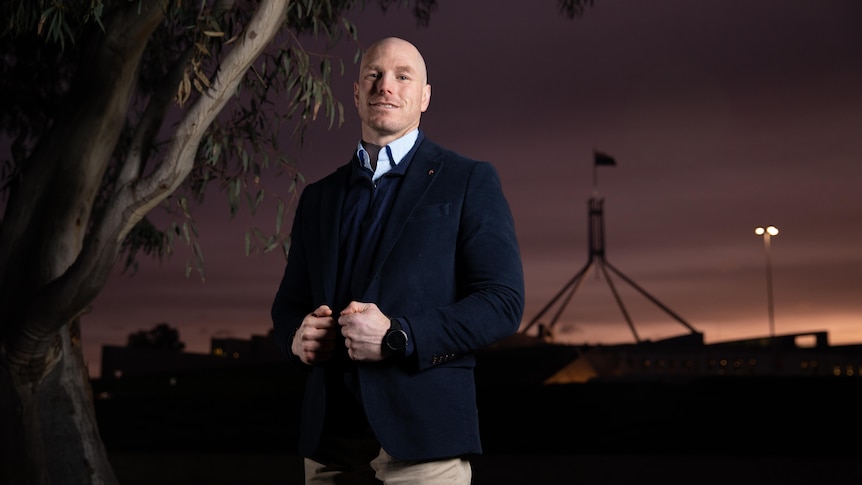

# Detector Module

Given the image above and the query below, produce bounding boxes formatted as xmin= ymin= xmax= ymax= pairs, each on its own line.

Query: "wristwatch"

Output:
xmin=384 ymin=319 xmax=408 ymax=356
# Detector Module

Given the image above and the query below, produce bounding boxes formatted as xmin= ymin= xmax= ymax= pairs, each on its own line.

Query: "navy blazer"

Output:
xmin=271 ymin=136 xmax=525 ymax=461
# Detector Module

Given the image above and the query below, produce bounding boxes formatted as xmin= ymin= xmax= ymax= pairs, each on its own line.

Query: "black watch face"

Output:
xmin=387 ymin=329 xmax=407 ymax=351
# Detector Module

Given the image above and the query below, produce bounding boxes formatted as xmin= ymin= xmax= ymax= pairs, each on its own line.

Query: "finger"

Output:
xmin=305 ymin=324 xmax=338 ymax=340
xmin=340 ymin=301 xmax=368 ymax=315
xmin=338 ymin=312 xmax=355 ymax=328
xmin=312 ymin=304 xmax=333 ymax=317
xmin=304 ymin=339 xmax=335 ymax=357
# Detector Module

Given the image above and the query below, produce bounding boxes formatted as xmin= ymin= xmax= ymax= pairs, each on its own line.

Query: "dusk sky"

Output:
xmin=83 ymin=0 xmax=862 ymax=376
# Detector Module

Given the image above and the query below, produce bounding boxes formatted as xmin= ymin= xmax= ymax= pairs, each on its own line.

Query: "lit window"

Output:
xmin=794 ymin=334 xmax=817 ymax=348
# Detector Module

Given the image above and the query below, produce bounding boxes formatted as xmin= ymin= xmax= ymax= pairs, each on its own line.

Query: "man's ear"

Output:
xmin=421 ymin=84 xmax=431 ymax=112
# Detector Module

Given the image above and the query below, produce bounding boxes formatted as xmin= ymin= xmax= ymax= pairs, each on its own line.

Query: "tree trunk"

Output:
xmin=0 ymin=3 xmax=169 ymax=482
xmin=1 ymin=319 xmax=117 ymax=485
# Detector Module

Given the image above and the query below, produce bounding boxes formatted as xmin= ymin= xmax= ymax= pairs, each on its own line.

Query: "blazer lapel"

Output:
xmin=319 ymin=163 xmax=351 ymax=304
xmin=370 ymin=141 xmax=443 ymax=278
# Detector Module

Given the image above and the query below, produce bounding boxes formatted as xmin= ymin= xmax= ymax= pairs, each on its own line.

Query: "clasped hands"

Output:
xmin=291 ymin=301 xmax=390 ymax=365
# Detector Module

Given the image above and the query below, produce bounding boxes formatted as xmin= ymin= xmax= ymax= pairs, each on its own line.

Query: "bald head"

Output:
xmin=360 ymin=37 xmax=428 ymax=84
xmin=354 ymin=37 xmax=432 ymax=146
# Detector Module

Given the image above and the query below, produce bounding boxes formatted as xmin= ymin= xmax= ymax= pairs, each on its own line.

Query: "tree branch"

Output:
xmin=121 ymin=45 xmax=195 ymax=187
xmin=129 ymin=0 xmax=290 ymax=231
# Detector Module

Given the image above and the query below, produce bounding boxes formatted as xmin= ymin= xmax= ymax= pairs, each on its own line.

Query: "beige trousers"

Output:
xmin=304 ymin=446 xmax=472 ymax=484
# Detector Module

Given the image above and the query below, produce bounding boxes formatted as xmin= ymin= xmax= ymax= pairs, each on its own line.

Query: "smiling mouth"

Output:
xmin=371 ymin=103 xmax=398 ymax=109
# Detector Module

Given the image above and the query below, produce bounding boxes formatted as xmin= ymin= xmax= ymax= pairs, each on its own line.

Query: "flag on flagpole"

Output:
xmin=594 ymin=151 xmax=616 ymax=166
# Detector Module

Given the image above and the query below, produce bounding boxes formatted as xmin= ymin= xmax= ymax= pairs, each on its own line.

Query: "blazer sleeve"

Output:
xmin=402 ymin=160 xmax=525 ymax=371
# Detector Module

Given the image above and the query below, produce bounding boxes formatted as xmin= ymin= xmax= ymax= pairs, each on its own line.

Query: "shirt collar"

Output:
xmin=356 ymin=129 xmax=420 ymax=172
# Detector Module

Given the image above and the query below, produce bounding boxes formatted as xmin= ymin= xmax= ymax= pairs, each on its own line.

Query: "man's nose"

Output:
xmin=375 ymin=73 xmax=394 ymax=93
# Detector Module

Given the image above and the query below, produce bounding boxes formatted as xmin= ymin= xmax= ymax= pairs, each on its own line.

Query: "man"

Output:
xmin=271 ymin=36 xmax=524 ymax=484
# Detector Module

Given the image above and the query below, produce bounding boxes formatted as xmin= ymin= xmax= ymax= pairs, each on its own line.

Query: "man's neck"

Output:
xmin=361 ymin=123 xmax=419 ymax=151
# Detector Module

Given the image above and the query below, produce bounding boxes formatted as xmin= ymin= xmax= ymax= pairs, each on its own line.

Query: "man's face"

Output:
xmin=354 ymin=38 xmax=431 ymax=145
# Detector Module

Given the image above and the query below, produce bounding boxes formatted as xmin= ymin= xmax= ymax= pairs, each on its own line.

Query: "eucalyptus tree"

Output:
xmin=0 ymin=0 xmax=591 ymax=483
xmin=0 ymin=1 xmax=437 ymax=482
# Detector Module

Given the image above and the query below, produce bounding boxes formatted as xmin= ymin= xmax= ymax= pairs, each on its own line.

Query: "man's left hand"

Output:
xmin=339 ymin=301 xmax=389 ymax=361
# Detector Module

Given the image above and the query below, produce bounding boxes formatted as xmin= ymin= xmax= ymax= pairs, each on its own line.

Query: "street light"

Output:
xmin=754 ymin=225 xmax=779 ymax=337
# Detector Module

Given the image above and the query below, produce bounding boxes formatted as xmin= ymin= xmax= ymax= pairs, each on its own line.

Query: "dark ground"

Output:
xmin=108 ymin=451 xmax=862 ymax=484
xmin=96 ymin=355 xmax=862 ymax=484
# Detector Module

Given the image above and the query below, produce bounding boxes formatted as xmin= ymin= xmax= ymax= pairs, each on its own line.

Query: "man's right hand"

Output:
xmin=291 ymin=305 xmax=338 ymax=365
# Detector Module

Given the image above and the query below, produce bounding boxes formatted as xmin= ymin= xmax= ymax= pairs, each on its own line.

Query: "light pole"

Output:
xmin=754 ymin=225 xmax=779 ymax=337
